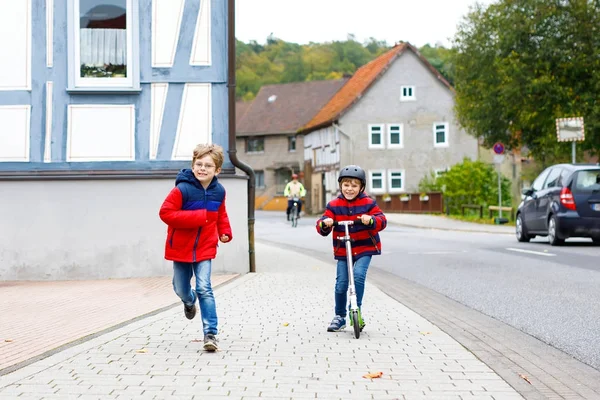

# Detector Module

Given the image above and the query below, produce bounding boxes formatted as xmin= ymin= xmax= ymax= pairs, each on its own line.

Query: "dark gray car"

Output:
xmin=516 ymin=164 xmax=600 ymax=245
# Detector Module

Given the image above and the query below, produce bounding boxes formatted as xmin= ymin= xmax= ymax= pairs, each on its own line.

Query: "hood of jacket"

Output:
xmin=175 ymin=168 xmax=217 ymax=190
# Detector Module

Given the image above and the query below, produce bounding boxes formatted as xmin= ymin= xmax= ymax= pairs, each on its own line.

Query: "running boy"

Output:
xmin=159 ymin=143 xmax=232 ymax=351
xmin=316 ymin=165 xmax=387 ymax=332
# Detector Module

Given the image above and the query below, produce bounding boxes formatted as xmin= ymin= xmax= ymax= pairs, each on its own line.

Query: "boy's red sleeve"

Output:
xmin=159 ymin=187 xmax=210 ymax=229
xmin=316 ymin=205 xmax=335 ymax=236
xmin=369 ymin=203 xmax=387 ymax=232
xmin=217 ymin=195 xmax=233 ymax=240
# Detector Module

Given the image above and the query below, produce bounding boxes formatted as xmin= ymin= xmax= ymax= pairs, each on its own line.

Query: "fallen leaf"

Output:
xmin=519 ymin=374 xmax=532 ymax=384
xmin=363 ymin=371 xmax=383 ymax=379
xmin=136 ymin=348 xmax=148 ymax=353
xmin=282 ymin=322 xmax=289 ymax=327
xmin=4 ymin=339 xmax=13 ymax=343
xmin=191 ymin=339 xmax=203 ymax=342
xmin=419 ymin=331 xmax=432 ymax=335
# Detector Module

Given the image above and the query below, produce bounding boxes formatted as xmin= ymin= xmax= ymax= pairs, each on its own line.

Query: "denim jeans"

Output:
xmin=334 ymin=255 xmax=372 ymax=317
xmin=172 ymin=260 xmax=217 ymax=335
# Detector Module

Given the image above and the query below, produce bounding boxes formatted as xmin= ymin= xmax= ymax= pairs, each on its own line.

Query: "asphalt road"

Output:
xmin=255 ymin=210 xmax=600 ymax=371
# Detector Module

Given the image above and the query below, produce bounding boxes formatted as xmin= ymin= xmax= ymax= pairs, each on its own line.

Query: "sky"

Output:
xmin=236 ymin=0 xmax=495 ymax=48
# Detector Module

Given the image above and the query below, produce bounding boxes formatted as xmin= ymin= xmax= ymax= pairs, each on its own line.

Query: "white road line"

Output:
xmin=407 ymin=251 xmax=468 ymax=255
xmin=506 ymin=247 xmax=557 ymax=257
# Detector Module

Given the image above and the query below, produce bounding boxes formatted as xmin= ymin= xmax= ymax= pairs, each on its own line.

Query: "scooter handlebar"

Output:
xmin=332 ymin=219 xmax=367 ymax=227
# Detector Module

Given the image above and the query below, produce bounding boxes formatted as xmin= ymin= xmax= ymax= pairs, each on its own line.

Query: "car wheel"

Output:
xmin=593 ymin=237 xmax=600 ymax=246
xmin=547 ymin=215 xmax=564 ymax=246
xmin=516 ymin=214 xmax=531 ymax=242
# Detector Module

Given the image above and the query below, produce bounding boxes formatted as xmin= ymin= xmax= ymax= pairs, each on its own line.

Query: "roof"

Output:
xmin=299 ymin=42 xmax=454 ymax=134
xmin=236 ymin=100 xmax=252 ymax=127
xmin=236 ymin=79 xmax=348 ymax=136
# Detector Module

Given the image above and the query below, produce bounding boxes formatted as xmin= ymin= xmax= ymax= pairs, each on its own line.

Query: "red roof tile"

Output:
xmin=300 ymin=42 xmax=454 ymax=133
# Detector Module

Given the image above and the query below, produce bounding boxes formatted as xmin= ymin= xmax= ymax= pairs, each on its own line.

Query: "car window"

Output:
xmin=573 ymin=169 xmax=600 ymax=193
xmin=531 ymin=168 xmax=551 ymax=191
xmin=544 ymin=168 xmax=563 ymax=189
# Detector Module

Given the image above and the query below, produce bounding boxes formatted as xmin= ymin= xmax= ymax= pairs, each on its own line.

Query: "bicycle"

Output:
xmin=290 ymin=197 xmax=300 ymax=227
xmin=333 ymin=219 xmax=365 ymax=339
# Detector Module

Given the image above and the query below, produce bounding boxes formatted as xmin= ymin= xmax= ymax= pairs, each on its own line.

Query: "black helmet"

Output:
xmin=338 ymin=165 xmax=366 ymax=192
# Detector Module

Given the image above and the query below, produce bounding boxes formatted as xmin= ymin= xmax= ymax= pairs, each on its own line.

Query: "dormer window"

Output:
xmin=400 ymin=86 xmax=415 ymax=101
xmin=268 ymin=95 xmax=277 ymax=103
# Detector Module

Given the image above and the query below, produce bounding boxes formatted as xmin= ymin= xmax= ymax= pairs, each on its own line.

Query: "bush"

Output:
xmin=419 ymin=158 xmax=512 ymax=215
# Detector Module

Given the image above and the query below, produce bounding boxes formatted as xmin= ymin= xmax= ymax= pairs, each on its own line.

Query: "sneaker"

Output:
xmin=327 ymin=315 xmax=346 ymax=332
xmin=203 ymin=334 xmax=219 ymax=351
xmin=184 ymin=303 xmax=196 ymax=320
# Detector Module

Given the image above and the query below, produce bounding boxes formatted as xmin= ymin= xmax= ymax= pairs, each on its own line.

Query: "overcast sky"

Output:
xmin=236 ymin=0 xmax=495 ymax=48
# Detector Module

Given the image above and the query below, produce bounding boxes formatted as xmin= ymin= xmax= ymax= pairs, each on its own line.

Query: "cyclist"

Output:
xmin=284 ymin=173 xmax=306 ymax=220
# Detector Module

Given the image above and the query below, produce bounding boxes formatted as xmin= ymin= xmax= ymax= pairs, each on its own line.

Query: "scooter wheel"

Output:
xmin=351 ymin=310 xmax=360 ymax=339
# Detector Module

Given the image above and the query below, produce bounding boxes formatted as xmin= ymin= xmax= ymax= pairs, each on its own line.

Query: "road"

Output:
xmin=255 ymin=210 xmax=600 ymax=371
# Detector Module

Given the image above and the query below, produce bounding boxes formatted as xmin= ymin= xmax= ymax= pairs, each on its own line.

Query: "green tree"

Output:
xmin=451 ymin=0 xmax=600 ymax=163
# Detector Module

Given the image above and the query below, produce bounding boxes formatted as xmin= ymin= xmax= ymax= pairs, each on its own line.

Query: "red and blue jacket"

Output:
xmin=159 ymin=169 xmax=232 ymax=263
xmin=316 ymin=192 xmax=387 ymax=261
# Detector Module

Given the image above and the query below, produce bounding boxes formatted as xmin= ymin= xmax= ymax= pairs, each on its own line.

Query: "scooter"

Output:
xmin=333 ymin=219 xmax=365 ymax=339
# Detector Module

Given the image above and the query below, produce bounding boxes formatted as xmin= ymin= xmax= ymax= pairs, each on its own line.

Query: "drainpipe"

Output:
xmin=333 ymin=123 xmax=353 ymax=165
xmin=227 ymin=0 xmax=256 ymax=273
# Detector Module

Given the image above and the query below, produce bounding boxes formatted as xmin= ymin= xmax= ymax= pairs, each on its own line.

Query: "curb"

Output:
xmin=387 ymin=220 xmax=514 ymax=235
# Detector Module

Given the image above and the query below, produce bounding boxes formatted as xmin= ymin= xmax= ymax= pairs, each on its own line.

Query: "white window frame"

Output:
xmin=434 ymin=168 xmax=449 ymax=178
xmin=400 ymin=85 xmax=416 ymax=101
xmin=388 ymin=169 xmax=405 ymax=193
xmin=67 ymin=0 xmax=141 ymax=92
xmin=368 ymin=124 xmax=384 ymax=149
xmin=368 ymin=170 xmax=386 ymax=194
xmin=387 ymin=124 xmax=403 ymax=148
xmin=433 ymin=122 xmax=449 ymax=147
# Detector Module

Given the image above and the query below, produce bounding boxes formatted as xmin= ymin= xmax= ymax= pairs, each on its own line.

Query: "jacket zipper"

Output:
xmin=192 ymin=227 xmax=202 ymax=262
xmin=169 ymin=229 xmax=176 ymax=247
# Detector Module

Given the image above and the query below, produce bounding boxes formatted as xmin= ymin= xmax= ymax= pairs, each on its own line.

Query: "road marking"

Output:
xmin=407 ymin=251 xmax=468 ymax=255
xmin=506 ymin=248 xmax=556 ymax=257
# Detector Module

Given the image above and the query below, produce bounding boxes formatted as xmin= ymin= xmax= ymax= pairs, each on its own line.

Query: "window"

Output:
xmin=68 ymin=0 xmax=140 ymax=91
xmin=368 ymin=124 xmax=384 ymax=149
xmin=531 ymin=168 xmax=551 ymax=191
xmin=400 ymin=86 xmax=415 ymax=101
xmin=387 ymin=124 xmax=403 ymax=148
xmin=388 ymin=170 xmax=405 ymax=193
xmin=433 ymin=122 xmax=449 ymax=147
xmin=246 ymin=137 xmax=264 ymax=153
xmin=543 ymin=168 xmax=563 ymax=189
xmin=434 ymin=168 xmax=448 ymax=178
xmin=255 ymin=170 xmax=265 ymax=188
xmin=368 ymin=170 xmax=386 ymax=194
xmin=288 ymin=136 xmax=296 ymax=152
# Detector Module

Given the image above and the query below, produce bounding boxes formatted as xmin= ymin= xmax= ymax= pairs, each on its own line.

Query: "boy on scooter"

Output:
xmin=316 ymin=165 xmax=387 ymax=332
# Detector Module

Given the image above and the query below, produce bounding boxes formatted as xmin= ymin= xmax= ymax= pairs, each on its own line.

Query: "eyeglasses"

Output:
xmin=194 ymin=163 xmax=216 ymax=170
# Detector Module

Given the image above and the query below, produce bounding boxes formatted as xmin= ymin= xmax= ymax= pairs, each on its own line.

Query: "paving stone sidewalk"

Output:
xmin=0 ymin=242 xmax=523 ymax=400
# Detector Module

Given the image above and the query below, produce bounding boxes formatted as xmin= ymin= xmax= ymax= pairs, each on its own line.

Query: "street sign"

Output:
xmin=493 ymin=154 xmax=505 ymax=164
xmin=556 ymin=117 xmax=584 ymax=142
xmin=493 ymin=142 xmax=505 ymax=155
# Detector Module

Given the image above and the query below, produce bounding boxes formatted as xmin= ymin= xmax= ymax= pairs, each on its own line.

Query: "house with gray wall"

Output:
xmin=0 ymin=0 xmax=249 ymax=280
xmin=298 ymin=42 xmax=479 ymax=212
xmin=236 ymin=79 xmax=347 ymax=203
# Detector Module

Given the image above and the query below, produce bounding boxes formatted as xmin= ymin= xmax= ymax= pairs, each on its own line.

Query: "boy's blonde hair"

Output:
xmin=192 ymin=143 xmax=225 ymax=169
xmin=340 ymin=177 xmax=362 ymax=186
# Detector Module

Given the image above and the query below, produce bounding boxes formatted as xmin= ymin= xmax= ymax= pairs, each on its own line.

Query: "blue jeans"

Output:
xmin=172 ymin=260 xmax=217 ymax=335
xmin=334 ymin=255 xmax=371 ymax=317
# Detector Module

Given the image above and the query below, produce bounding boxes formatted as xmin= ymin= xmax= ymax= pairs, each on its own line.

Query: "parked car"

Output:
xmin=516 ymin=164 xmax=600 ymax=245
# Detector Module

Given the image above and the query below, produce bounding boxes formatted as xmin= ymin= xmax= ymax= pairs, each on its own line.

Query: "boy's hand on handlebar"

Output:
xmin=322 ymin=218 xmax=334 ymax=227
xmin=360 ymin=214 xmax=374 ymax=225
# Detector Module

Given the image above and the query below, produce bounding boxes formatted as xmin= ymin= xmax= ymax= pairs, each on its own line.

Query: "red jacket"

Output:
xmin=316 ymin=192 xmax=386 ymax=261
xmin=159 ymin=169 xmax=232 ymax=263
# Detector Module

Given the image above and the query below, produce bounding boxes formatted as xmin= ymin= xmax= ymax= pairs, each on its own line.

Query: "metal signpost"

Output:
xmin=493 ymin=142 xmax=505 ymax=221
xmin=556 ymin=117 xmax=585 ymax=163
